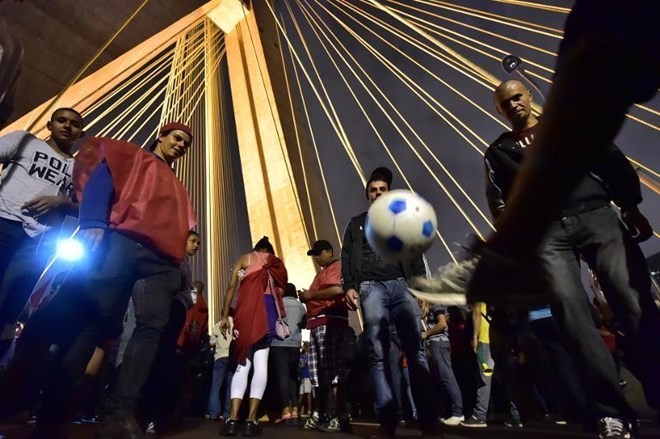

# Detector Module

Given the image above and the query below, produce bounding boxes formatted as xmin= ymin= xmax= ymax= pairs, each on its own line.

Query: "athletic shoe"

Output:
xmin=441 ymin=415 xmax=464 ymax=426
xmin=597 ymin=417 xmax=631 ymax=439
xmin=317 ymin=417 xmax=341 ymax=433
xmin=219 ymin=418 xmax=240 ymax=436
xmin=409 ymin=239 xmax=552 ymax=307
xmin=504 ymin=419 xmax=524 ymax=428
xmin=303 ymin=413 xmax=319 ymax=430
xmin=460 ymin=415 xmax=487 ymax=428
xmin=244 ymin=420 xmax=262 ymax=437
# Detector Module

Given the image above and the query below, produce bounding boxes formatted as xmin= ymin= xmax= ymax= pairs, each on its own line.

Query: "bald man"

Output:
xmin=482 ymin=79 xmax=657 ymax=438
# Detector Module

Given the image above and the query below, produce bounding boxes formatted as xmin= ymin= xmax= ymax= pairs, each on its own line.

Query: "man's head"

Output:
xmin=47 ymin=108 xmax=84 ymax=149
xmin=493 ymin=80 xmax=534 ymax=130
xmin=153 ymin=122 xmax=193 ymax=165
xmin=187 ymin=231 xmax=200 ymax=256
xmin=366 ymin=166 xmax=392 ymax=203
xmin=193 ymin=280 xmax=205 ymax=294
xmin=307 ymin=240 xmax=334 ymax=267
xmin=284 ymin=283 xmax=297 ymax=299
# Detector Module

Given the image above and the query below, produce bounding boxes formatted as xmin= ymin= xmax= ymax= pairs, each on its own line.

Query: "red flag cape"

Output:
xmin=177 ymin=294 xmax=209 ymax=353
xmin=232 ymin=255 xmax=287 ymax=364
xmin=73 ymin=137 xmax=196 ymax=263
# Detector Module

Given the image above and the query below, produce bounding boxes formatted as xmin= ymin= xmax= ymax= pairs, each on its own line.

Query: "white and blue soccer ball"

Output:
xmin=365 ymin=189 xmax=437 ymax=262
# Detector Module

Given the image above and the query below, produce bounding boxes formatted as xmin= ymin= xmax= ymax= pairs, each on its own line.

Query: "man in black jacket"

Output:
xmin=483 ymin=80 xmax=658 ymax=438
xmin=341 ymin=167 xmax=439 ymax=437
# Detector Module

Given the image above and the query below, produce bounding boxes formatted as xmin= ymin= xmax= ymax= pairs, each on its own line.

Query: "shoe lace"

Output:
xmin=410 ymin=256 xmax=479 ymax=293
xmin=600 ymin=417 xmax=625 ymax=436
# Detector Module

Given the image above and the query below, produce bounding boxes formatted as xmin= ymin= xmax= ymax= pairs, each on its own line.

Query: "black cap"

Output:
xmin=307 ymin=240 xmax=333 ymax=256
xmin=365 ymin=166 xmax=393 ymax=199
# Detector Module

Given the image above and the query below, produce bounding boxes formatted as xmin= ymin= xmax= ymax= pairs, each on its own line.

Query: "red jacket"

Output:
xmin=73 ymin=137 xmax=196 ymax=263
xmin=177 ymin=294 xmax=209 ymax=353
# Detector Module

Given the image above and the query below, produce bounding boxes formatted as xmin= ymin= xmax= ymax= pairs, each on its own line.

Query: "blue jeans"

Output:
xmin=359 ymin=278 xmax=437 ymax=427
xmin=428 ymin=336 xmax=463 ymax=417
xmin=208 ymin=357 xmax=232 ymax=418
xmin=473 ymin=342 xmax=493 ymax=421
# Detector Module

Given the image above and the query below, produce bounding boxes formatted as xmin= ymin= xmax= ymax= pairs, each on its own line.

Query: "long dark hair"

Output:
xmin=253 ymin=236 xmax=275 ymax=255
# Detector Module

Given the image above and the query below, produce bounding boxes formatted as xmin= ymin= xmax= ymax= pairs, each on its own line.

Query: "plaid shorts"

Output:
xmin=308 ymin=324 xmax=344 ymax=387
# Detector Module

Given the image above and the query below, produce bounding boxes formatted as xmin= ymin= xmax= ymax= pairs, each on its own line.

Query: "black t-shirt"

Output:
xmin=358 ymin=227 xmax=405 ymax=282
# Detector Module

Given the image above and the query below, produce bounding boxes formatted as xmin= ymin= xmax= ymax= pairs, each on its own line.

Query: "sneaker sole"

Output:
xmin=460 ymin=423 xmax=487 ymax=428
xmin=408 ymin=288 xmax=467 ymax=305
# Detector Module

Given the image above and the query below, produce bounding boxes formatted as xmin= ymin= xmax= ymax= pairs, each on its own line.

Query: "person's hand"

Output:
xmin=298 ymin=288 xmax=312 ymax=302
xmin=78 ymin=228 xmax=105 ymax=252
xmin=421 ymin=331 xmax=428 ymax=341
xmin=220 ymin=317 xmax=230 ymax=338
xmin=621 ymin=207 xmax=653 ymax=242
xmin=470 ymin=337 xmax=478 ymax=352
xmin=345 ymin=289 xmax=359 ymax=310
xmin=21 ymin=195 xmax=65 ymax=217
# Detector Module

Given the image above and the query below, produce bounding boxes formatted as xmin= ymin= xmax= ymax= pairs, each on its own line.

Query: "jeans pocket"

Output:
xmin=359 ymin=281 xmax=374 ymax=301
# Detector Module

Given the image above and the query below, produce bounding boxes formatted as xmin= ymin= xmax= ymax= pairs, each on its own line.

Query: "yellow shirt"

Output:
xmin=477 ymin=302 xmax=490 ymax=344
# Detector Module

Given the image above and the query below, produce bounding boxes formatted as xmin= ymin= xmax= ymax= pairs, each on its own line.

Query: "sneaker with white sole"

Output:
xmin=409 ymin=239 xmax=553 ymax=308
xmin=303 ymin=413 xmax=319 ymax=430
xmin=460 ymin=415 xmax=487 ymax=428
xmin=597 ymin=417 xmax=631 ymax=439
xmin=317 ymin=417 xmax=340 ymax=433
xmin=441 ymin=415 xmax=464 ymax=426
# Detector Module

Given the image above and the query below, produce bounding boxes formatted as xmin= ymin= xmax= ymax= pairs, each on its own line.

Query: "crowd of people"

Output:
xmin=0 ymin=2 xmax=658 ymax=439
xmin=0 ymin=101 xmax=656 ymax=439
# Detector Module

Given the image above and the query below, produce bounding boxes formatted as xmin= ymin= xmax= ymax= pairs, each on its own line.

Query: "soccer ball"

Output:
xmin=365 ymin=189 xmax=437 ymax=262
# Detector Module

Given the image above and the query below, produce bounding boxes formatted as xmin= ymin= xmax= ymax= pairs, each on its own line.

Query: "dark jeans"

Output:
xmin=359 ymin=278 xmax=438 ymax=428
xmin=0 ymin=218 xmax=53 ymax=330
xmin=270 ymin=346 xmax=300 ymax=411
xmin=20 ymin=231 xmax=180 ymax=424
xmin=208 ymin=357 xmax=232 ymax=418
xmin=540 ymin=206 xmax=660 ymax=418
xmin=427 ymin=336 xmax=463 ymax=417
xmin=139 ymin=298 xmax=188 ymax=427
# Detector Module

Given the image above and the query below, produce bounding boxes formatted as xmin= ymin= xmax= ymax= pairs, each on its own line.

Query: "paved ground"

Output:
xmin=2 ymin=418 xmax=660 ymax=439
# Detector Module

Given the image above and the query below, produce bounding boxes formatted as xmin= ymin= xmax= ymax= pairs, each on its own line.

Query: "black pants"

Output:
xmin=540 ymin=206 xmax=660 ymax=418
xmin=20 ymin=231 xmax=180 ymax=425
xmin=270 ymin=346 xmax=299 ymax=411
xmin=0 ymin=218 xmax=52 ymax=331
xmin=139 ymin=298 xmax=188 ymax=428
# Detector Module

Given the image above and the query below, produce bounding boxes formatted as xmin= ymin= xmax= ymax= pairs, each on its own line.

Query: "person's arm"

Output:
xmin=422 ymin=311 xmax=447 ymax=341
xmin=75 ymin=161 xmax=114 ymax=251
xmin=484 ymin=153 xmax=506 ymax=226
xmin=21 ymin=192 xmax=78 ymax=218
xmin=593 ymin=143 xmax=642 ymax=210
xmin=341 ymin=220 xmax=359 ymax=310
xmin=340 ymin=220 xmax=356 ymax=291
xmin=0 ymin=130 xmax=25 ymax=163
xmin=220 ymin=255 xmax=245 ymax=335
xmin=78 ymin=161 xmax=114 ymax=229
xmin=591 ymin=144 xmax=652 ymax=241
xmin=300 ymin=285 xmax=343 ymax=301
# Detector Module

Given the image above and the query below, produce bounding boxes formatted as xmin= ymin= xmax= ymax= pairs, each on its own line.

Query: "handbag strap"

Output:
xmin=268 ymin=270 xmax=284 ymax=319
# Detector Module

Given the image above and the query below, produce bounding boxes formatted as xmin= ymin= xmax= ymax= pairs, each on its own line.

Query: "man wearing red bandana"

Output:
xmin=18 ymin=123 xmax=196 ymax=439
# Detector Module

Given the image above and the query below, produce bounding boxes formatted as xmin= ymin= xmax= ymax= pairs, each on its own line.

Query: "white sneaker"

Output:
xmin=597 ymin=417 xmax=631 ymax=439
xmin=441 ymin=415 xmax=464 ymax=426
xmin=408 ymin=259 xmax=477 ymax=305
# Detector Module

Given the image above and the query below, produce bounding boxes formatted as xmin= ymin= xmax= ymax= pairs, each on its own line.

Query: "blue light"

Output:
xmin=56 ymin=238 xmax=85 ymax=261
